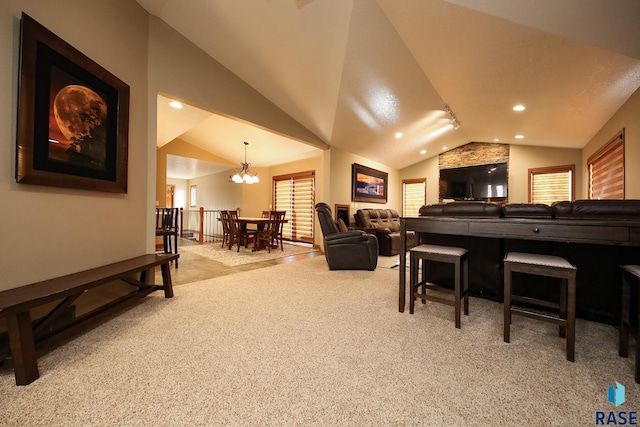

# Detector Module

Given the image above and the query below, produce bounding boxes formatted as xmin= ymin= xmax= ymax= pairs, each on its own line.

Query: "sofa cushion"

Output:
xmin=503 ymin=203 xmax=553 ymax=218
xmin=553 ymin=200 xmax=640 ymax=220
xmin=419 ymin=202 xmax=502 ymax=218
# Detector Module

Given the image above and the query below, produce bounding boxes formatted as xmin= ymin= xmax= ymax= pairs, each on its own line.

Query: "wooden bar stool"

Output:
xmin=619 ymin=265 xmax=640 ymax=383
xmin=503 ymin=252 xmax=577 ymax=362
xmin=409 ymin=244 xmax=469 ymax=328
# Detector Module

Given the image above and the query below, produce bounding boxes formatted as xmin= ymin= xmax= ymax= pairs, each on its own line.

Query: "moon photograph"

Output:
xmin=48 ymin=67 xmax=108 ymax=170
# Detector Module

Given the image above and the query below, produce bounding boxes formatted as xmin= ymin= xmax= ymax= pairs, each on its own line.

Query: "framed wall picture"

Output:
xmin=351 ymin=163 xmax=388 ymax=203
xmin=15 ymin=13 xmax=130 ymax=193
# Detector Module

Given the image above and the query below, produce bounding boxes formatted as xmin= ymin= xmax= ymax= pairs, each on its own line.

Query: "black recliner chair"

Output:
xmin=315 ymin=202 xmax=378 ymax=271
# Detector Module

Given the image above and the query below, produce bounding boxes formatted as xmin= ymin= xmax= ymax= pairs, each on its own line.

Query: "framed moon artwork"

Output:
xmin=16 ymin=13 xmax=130 ymax=193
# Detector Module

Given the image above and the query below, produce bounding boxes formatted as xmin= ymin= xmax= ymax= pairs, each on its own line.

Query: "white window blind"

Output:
xmin=273 ymin=171 xmax=315 ymax=243
xmin=588 ymin=130 xmax=624 ymax=200
xmin=529 ymin=165 xmax=574 ymax=205
xmin=403 ymin=179 xmax=426 ymax=216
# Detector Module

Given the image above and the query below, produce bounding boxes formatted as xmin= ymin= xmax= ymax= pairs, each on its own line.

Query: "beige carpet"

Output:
xmin=0 ymin=256 xmax=637 ymax=426
xmin=180 ymin=241 xmax=318 ymax=266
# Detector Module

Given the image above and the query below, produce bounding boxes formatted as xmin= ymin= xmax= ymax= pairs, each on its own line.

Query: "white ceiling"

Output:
xmin=159 ymin=95 xmax=324 ymax=179
xmin=142 ymin=0 xmax=640 ymax=179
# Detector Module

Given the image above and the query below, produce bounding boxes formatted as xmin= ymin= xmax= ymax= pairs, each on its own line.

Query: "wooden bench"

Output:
xmin=0 ymin=253 xmax=178 ymax=385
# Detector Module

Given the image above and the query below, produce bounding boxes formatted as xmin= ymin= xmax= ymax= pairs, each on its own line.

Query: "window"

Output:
xmin=189 ymin=185 xmax=197 ymax=207
xmin=529 ymin=165 xmax=574 ymax=205
xmin=403 ymin=178 xmax=426 ymax=216
xmin=588 ymin=129 xmax=625 ymax=200
xmin=273 ymin=171 xmax=315 ymax=243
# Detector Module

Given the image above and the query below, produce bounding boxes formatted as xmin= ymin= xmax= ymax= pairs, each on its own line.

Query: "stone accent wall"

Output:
xmin=439 ymin=142 xmax=509 ymax=170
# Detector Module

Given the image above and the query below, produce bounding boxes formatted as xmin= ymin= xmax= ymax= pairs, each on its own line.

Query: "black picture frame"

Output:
xmin=16 ymin=13 xmax=130 ymax=193
xmin=351 ymin=163 xmax=388 ymax=203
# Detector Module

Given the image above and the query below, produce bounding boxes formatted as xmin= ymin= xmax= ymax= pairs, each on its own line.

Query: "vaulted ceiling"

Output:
xmin=139 ymin=0 xmax=640 ymax=176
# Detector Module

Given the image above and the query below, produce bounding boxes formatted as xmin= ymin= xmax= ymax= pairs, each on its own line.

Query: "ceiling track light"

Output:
xmin=231 ymin=141 xmax=259 ymax=184
xmin=444 ymin=104 xmax=461 ymax=130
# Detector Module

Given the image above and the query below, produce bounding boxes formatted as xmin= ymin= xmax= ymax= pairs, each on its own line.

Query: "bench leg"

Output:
xmin=160 ymin=263 xmax=174 ymax=298
xmin=6 ymin=311 xmax=39 ymax=385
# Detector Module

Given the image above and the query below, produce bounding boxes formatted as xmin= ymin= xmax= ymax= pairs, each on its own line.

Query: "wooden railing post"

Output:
xmin=179 ymin=208 xmax=184 ymax=238
xmin=199 ymin=207 xmax=204 ymax=244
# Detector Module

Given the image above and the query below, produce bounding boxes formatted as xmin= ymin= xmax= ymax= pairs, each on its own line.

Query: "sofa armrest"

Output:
xmin=325 ymin=230 xmax=370 ymax=244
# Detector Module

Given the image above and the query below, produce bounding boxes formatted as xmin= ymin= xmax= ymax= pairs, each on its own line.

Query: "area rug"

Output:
xmin=179 ymin=241 xmax=318 ymax=266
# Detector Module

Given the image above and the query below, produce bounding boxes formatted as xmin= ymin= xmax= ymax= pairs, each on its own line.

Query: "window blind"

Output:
xmin=403 ymin=179 xmax=426 ymax=216
xmin=588 ymin=131 xmax=624 ymax=200
xmin=273 ymin=171 xmax=315 ymax=243
xmin=529 ymin=165 xmax=574 ymax=205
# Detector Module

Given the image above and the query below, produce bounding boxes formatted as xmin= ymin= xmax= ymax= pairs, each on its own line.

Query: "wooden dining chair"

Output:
xmin=227 ymin=210 xmax=255 ymax=251
xmin=220 ymin=210 xmax=231 ymax=248
xmin=155 ymin=207 xmax=179 ymax=267
xmin=255 ymin=211 xmax=280 ymax=252
xmin=272 ymin=210 xmax=286 ymax=251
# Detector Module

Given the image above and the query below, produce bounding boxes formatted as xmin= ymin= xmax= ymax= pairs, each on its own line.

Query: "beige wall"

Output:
xmin=399 ymin=156 xmax=441 ymax=208
xmin=1 ymin=1 xmax=150 ymax=290
xmin=508 ymin=146 xmax=583 ymax=203
xmin=582 ymin=87 xmax=640 ymax=199
xmin=326 ymin=146 xmax=401 ymax=220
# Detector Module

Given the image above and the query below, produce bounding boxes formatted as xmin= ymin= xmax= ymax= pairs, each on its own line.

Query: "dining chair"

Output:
xmin=155 ymin=207 xmax=179 ymax=268
xmin=255 ymin=211 xmax=280 ymax=252
xmin=227 ymin=210 xmax=255 ymax=251
xmin=272 ymin=211 xmax=286 ymax=251
xmin=220 ymin=210 xmax=231 ymax=248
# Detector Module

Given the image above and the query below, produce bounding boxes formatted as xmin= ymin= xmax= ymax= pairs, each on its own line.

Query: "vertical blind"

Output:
xmin=403 ymin=179 xmax=426 ymax=216
xmin=588 ymin=130 xmax=624 ymax=200
xmin=530 ymin=166 xmax=573 ymax=206
xmin=273 ymin=171 xmax=315 ymax=243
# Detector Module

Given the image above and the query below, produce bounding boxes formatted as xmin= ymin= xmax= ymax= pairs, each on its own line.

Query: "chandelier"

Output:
xmin=231 ymin=141 xmax=259 ymax=184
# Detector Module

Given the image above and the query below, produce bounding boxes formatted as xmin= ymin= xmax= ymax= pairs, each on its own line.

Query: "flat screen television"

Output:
xmin=439 ymin=163 xmax=508 ymax=201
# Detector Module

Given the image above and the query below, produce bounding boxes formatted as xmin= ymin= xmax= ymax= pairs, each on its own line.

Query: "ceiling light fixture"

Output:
xmin=513 ymin=105 xmax=525 ymax=111
xmin=420 ymin=149 xmax=427 ymax=155
xmin=395 ymin=132 xmax=403 ymax=138
xmin=169 ymin=100 xmax=183 ymax=109
xmin=231 ymin=142 xmax=259 ymax=184
xmin=444 ymin=104 xmax=461 ymax=130
xmin=515 ymin=135 xmax=524 ymax=139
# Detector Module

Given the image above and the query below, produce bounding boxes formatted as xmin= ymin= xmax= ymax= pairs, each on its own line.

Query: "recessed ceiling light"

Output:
xmin=169 ymin=101 xmax=183 ymax=109
xmin=394 ymin=132 xmax=403 ymax=138
xmin=515 ymin=135 xmax=524 ymax=139
xmin=442 ymin=146 xmax=448 ymax=151
xmin=420 ymin=149 xmax=427 ymax=155
xmin=494 ymin=138 xmax=500 ymax=142
xmin=513 ymin=105 xmax=525 ymax=111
